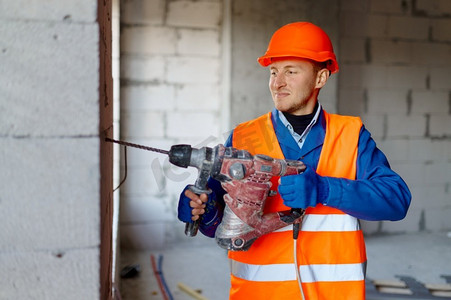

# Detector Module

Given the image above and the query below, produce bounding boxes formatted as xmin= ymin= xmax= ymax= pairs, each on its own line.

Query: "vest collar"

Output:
xmin=300 ymin=108 xmax=326 ymax=158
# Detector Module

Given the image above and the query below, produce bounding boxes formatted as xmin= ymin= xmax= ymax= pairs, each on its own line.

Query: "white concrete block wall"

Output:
xmin=0 ymin=0 xmax=106 ymax=298
xmin=339 ymin=0 xmax=451 ymax=234
xmin=0 ymin=21 xmax=99 ymax=136
xmin=120 ymin=0 xmax=225 ymax=250
xmin=166 ymin=1 xmax=221 ymax=28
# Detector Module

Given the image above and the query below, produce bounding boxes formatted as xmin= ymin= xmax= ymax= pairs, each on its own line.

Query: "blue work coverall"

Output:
xmin=186 ymin=107 xmax=411 ymax=237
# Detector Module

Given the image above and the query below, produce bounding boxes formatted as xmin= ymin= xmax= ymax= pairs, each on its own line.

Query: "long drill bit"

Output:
xmin=105 ymin=137 xmax=169 ymax=155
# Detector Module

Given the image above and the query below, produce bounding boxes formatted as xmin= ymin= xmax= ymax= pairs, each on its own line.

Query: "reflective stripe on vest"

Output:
xmin=229 ymin=110 xmax=365 ymax=299
xmin=231 ymin=260 xmax=297 ymax=282
xmin=231 ymin=260 xmax=366 ymax=283
xmin=275 ymin=213 xmax=361 ymax=232
xmin=300 ymin=262 xmax=366 ymax=283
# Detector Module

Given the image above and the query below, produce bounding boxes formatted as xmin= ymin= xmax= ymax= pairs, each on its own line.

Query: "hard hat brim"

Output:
xmin=257 ymin=53 xmax=339 ymax=74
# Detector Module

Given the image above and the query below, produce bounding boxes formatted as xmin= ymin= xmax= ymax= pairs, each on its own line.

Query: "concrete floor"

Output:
xmin=119 ymin=232 xmax=451 ymax=300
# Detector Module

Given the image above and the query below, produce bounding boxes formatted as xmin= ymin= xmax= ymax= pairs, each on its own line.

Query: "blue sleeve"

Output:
xmin=324 ymin=126 xmax=411 ymax=221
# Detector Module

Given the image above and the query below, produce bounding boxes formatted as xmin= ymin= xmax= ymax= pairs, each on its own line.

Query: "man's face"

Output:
xmin=269 ymin=58 xmax=321 ymax=116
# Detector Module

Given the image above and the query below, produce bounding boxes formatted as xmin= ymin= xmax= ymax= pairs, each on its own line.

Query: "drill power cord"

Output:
xmin=293 ymin=223 xmax=306 ymax=300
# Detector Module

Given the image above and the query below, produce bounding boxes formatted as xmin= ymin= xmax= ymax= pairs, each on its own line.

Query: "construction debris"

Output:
xmin=366 ymin=275 xmax=451 ymax=299
xmin=178 ymin=282 xmax=209 ymax=300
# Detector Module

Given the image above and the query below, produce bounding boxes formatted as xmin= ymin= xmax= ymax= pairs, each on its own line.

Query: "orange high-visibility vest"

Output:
xmin=229 ymin=110 xmax=366 ymax=300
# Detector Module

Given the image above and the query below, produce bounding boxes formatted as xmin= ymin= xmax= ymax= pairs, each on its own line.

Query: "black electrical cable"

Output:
xmin=113 ymin=145 xmax=127 ymax=192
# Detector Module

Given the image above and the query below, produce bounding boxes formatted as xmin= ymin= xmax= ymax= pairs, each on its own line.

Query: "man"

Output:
xmin=178 ymin=22 xmax=411 ymax=299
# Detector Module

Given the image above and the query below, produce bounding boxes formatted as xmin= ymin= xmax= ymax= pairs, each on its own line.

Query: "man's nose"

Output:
xmin=272 ymin=74 xmax=286 ymax=89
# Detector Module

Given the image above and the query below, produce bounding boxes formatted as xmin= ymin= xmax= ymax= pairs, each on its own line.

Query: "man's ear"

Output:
xmin=315 ymin=68 xmax=329 ymax=89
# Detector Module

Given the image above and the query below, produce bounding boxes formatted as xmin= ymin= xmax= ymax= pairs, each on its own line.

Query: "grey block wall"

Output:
xmin=338 ymin=0 xmax=451 ymax=234
xmin=0 ymin=0 xmax=113 ymax=299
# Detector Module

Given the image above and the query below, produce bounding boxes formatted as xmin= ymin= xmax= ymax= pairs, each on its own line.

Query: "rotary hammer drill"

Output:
xmin=167 ymin=143 xmax=306 ymax=251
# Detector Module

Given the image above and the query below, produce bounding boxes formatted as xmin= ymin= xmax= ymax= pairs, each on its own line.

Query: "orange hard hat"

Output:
xmin=258 ymin=22 xmax=339 ymax=74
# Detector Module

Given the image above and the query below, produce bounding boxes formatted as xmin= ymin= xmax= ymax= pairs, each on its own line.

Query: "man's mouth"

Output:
xmin=274 ymin=91 xmax=290 ymax=98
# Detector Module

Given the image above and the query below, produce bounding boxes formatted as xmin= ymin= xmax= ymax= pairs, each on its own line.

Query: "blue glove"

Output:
xmin=178 ymin=186 xmax=222 ymax=238
xmin=278 ymin=165 xmax=330 ymax=209
xmin=178 ymin=186 xmax=197 ymax=223
xmin=177 ymin=186 xmax=218 ymax=223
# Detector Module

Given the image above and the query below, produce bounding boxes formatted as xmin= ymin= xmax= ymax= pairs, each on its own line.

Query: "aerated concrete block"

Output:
xmin=121 ymin=26 xmax=176 ymax=55
xmin=121 ymin=85 xmax=176 ymax=112
xmin=167 ymin=112 xmax=219 ymax=139
xmin=386 ymin=66 xmax=428 ymax=89
xmin=340 ymin=13 xmax=388 ymax=38
xmin=412 ymin=186 xmax=450 ymax=209
xmin=338 ymin=88 xmax=365 ymax=116
xmin=446 ymin=140 xmax=451 ymax=161
xmin=431 ymin=19 xmax=451 ymax=42
xmin=367 ymin=88 xmax=408 ymax=114
xmin=120 ymin=56 xmax=166 ymax=82
xmin=164 ymin=169 xmax=197 ymax=198
xmin=370 ymin=0 xmax=412 ymax=14
xmin=415 ymin=0 xmax=451 ymax=16
xmin=177 ymin=29 xmax=220 ymax=56
xmin=429 ymin=115 xmax=451 ymax=137
xmin=377 ymin=139 xmax=410 ymax=162
xmin=339 ymin=65 xmax=388 ymax=88
xmin=0 ymin=0 xmax=96 ymax=22
xmin=121 ymin=111 xmax=165 ymax=138
xmin=175 ymin=84 xmax=220 ymax=112
xmin=382 ymin=209 xmax=422 ymax=233
xmin=423 ymin=162 xmax=451 ymax=186
xmin=411 ymin=90 xmax=449 ymax=114
xmin=340 ymin=0 xmax=369 ymax=12
xmin=407 ymin=139 xmax=448 ymax=162
xmin=390 ymin=162 xmax=425 ymax=186
xmin=388 ymin=16 xmax=429 ymax=41
xmin=120 ymin=195 xmax=174 ymax=223
xmin=412 ymin=42 xmax=451 ymax=66
xmin=361 ymin=114 xmax=385 ymax=139
xmin=167 ymin=1 xmax=221 ymax=29
xmin=0 ymin=138 xmax=100 ymax=251
xmin=430 ymin=67 xmax=451 ymax=89
xmin=339 ymin=38 xmax=366 ymax=63
xmin=371 ymin=40 xmax=412 ymax=64
xmin=0 ymin=249 xmax=99 ymax=300
xmin=0 ymin=20 xmax=99 ymax=137
xmin=121 ymin=0 xmax=166 ymax=25
xmin=166 ymin=57 xmax=220 ymax=84
xmin=427 ymin=207 xmax=451 ymax=231
xmin=120 ymin=166 xmax=166 ymax=196
xmin=386 ymin=115 xmax=426 ymax=138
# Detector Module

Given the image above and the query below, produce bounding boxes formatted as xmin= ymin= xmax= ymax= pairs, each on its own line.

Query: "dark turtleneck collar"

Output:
xmin=282 ymin=102 xmax=319 ymax=136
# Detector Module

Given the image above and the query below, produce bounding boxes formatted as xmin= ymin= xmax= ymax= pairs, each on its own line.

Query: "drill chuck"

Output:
xmin=168 ymin=144 xmax=193 ymax=168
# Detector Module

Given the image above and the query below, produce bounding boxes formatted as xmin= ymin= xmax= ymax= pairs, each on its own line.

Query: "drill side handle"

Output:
xmin=184 ymin=184 xmax=212 ymax=237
